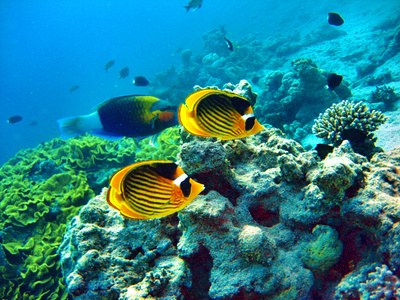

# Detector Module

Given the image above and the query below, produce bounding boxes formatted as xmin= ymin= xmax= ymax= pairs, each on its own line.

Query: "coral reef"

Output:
xmin=254 ymin=58 xmax=352 ymax=132
xmin=333 ymin=264 xmax=400 ymax=299
xmin=368 ymin=85 xmax=400 ymax=111
xmin=301 ymin=225 xmax=343 ymax=273
xmin=57 ymin=124 xmax=400 ymax=299
xmin=0 ymin=135 xmax=137 ymax=300
xmin=135 ymin=126 xmax=182 ymax=162
xmin=312 ymin=100 xmax=387 ymax=143
xmin=58 ymin=189 xmax=191 ymax=300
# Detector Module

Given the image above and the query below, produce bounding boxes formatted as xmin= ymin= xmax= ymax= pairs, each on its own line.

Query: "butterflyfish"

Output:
xmin=178 ymin=89 xmax=264 ymax=140
xmin=133 ymin=76 xmax=150 ymax=86
xmin=328 ymin=12 xmax=344 ymax=26
xmin=107 ymin=160 xmax=204 ymax=220
xmin=57 ymin=95 xmax=178 ymax=140
xmin=327 ymin=73 xmax=343 ymax=90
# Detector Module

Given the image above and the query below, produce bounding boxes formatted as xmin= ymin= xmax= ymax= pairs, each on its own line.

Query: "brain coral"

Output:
xmin=312 ymin=100 xmax=387 ymax=143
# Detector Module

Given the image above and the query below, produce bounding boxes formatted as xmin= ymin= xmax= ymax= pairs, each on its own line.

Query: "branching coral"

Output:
xmin=312 ymin=100 xmax=387 ymax=143
xmin=369 ymin=85 xmax=400 ymax=111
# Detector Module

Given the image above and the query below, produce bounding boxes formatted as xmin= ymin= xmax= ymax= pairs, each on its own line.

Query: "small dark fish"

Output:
xmin=57 ymin=95 xmax=178 ymax=140
xmin=252 ymin=76 xmax=260 ymax=84
xmin=341 ymin=129 xmax=367 ymax=144
xmin=315 ymin=144 xmax=334 ymax=160
xmin=328 ymin=12 xmax=344 ymax=26
xmin=7 ymin=115 xmax=23 ymax=124
xmin=119 ymin=67 xmax=129 ymax=79
xmin=183 ymin=0 xmax=203 ymax=12
xmin=224 ymin=37 xmax=234 ymax=51
xmin=133 ymin=76 xmax=150 ymax=87
xmin=327 ymin=73 xmax=343 ymax=90
xmin=28 ymin=121 xmax=38 ymax=126
xmin=69 ymin=85 xmax=79 ymax=93
xmin=104 ymin=60 xmax=115 ymax=71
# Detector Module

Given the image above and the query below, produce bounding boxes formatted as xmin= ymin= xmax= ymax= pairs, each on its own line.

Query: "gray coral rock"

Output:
xmin=58 ymin=189 xmax=191 ymax=300
xmin=177 ymin=190 xmax=313 ymax=300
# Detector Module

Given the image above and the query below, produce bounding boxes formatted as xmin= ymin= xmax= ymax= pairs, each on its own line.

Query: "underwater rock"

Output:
xmin=58 ymin=128 xmax=400 ymax=299
xmin=58 ymin=189 xmax=191 ymax=299
xmin=255 ymin=58 xmax=351 ymax=131
xmin=222 ymin=79 xmax=258 ymax=107
xmin=178 ymin=190 xmax=313 ymax=300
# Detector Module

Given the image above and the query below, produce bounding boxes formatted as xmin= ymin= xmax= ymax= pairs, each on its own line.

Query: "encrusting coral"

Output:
xmin=312 ymin=100 xmax=388 ymax=143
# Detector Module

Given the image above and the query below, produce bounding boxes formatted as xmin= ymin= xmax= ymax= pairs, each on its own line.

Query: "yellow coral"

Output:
xmin=312 ymin=100 xmax=387 ymax=142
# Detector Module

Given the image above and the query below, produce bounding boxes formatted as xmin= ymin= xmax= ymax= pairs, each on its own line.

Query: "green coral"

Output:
xmin=369 ymin=85 xmax=399 ymax=111
xmin=302 ymin=225 xmax=343 ymax=273
xmin=312 ymin=100 xmax=387 ymax=143
xmin=0 ymin=135 xmax=138 ymax=300
xmin=135 ymin=126 xmax=182 ymax=162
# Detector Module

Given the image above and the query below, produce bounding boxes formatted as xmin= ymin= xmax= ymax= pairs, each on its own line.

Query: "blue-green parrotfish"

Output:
xmin=57 ymin=95 xmax=178 ymax=140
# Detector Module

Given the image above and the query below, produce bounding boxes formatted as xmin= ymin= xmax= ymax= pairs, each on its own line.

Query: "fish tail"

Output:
xmin=57 ymin=112 xmax=102 ymax=139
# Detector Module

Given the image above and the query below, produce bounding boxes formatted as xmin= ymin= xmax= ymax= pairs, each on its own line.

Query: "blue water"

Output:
xmin=0 ymin=0 xmax=398 ymax=165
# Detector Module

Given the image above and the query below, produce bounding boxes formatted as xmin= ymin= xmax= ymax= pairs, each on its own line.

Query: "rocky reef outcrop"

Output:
xmin=58 ymin=124 xmax=400 ymax=299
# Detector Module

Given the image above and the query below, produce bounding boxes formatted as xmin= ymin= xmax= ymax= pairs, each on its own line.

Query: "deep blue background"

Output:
xmin=0 ymin=0 xmax=394 ymax=164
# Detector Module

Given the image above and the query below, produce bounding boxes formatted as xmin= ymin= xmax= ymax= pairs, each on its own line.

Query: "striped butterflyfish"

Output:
xmin=178 ymin=89 xmax=264 ymax=140
xmin=106 ymin=160 xmax=204 ymax=220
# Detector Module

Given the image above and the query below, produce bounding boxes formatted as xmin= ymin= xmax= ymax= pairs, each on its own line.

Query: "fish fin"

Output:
xmin=91 ymin=131 xmax=124 ymax=141
xmin=149 ymin=133 xmax=160 ymax=147
xmin=90 ymin=95 xmax=148 ymax=112
xmin=57 ymin=116 xmax=85 ymax=139
xmin=183 ymin=5 xmax=190 ymax=12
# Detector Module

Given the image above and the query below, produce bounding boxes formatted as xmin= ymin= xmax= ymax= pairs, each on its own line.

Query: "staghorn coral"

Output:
xmin=312 ymin=100 xmax=388 ymax=143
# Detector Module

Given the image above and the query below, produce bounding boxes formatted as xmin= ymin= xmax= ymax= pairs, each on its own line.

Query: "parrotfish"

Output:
xmin=57 ymin=95 xmax=178 ymax=140
xmin=119 ymin=67 xmax=129 ymax=79
xmin=107 ymin=160 xmax=204 ymax=220
xmin=178 ymin=89 xmax=264 ymax=140
xmin=104 ymin=60 xmax=115 ymax=71
xmin=183 ymin=0 xmax=203 ymax=12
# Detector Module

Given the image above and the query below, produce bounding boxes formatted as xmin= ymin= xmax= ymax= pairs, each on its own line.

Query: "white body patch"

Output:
xmin=173 ymin=174 xmax=188 ymax=186
xmin=242 ymin=113 xmax=254 ymax=121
